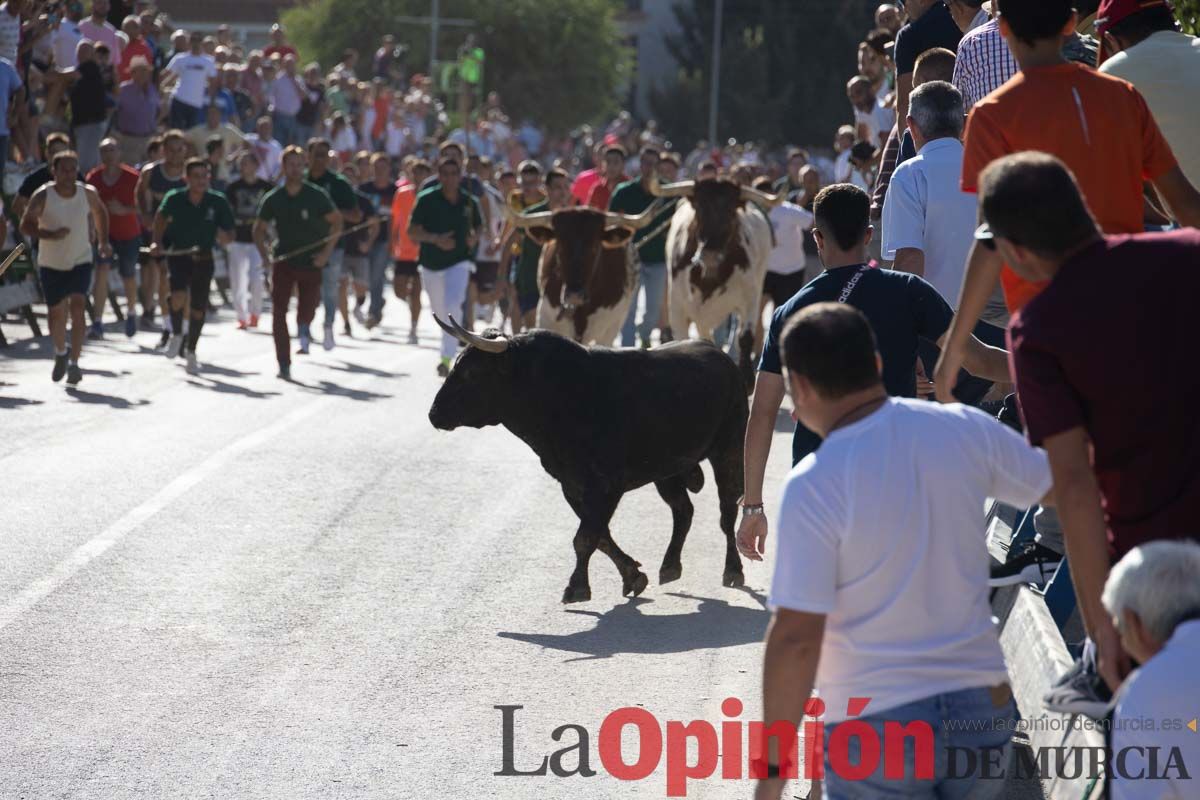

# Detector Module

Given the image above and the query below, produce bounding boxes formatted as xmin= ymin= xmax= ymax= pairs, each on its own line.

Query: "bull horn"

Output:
xmin=434 ymin=313 xmax=510 ymax=354
xmin=740 ymin=184 xmax=785 ymax=208
xmin=647 ymin=177 xmax=694 ymax=199
xmin=604 ymin=199 xmax=664 ymax=230
xmin=502 ymin=203 xmax=555 ymax=229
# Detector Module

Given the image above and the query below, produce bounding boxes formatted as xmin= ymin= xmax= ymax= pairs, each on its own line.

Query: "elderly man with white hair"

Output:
xmin=1102 ymin=539 xmax=1200 ymax=800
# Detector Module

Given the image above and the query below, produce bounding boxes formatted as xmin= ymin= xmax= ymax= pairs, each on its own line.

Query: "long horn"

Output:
xmin=740 ymin=184 xmax=785 ymax=208
xmin=448 ymin=314 xmax=509 ymax=354
xmin=502 ymin=202 xmax=556 ymax=229
xmin=604 ymin=198 xmax=665 ymax=230
xmin=647 ymin=177 xmax=694 ymax=199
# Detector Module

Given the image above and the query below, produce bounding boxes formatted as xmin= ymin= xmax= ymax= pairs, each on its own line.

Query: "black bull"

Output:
xmin=428 ymin=316 xmax=748 ymax=603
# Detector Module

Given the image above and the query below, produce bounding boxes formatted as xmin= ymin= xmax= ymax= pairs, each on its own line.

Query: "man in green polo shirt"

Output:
xmin=254 ymin=145 xmax=343 ymax=380
xmin=151 ymin=157 xmax=235 ymax=373
xmin=409 ymin=156 xmax=482 ymax=376
xmin=306 ymin=137 xmax=362 ymax=351
xmin=609 ymin=145 xmax=677 ymax=348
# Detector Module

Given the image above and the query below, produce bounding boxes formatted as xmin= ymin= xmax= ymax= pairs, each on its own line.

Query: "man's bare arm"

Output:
xmin=1151 ymin=166 xmax=1200 ymax=228
xmin=1043 ymin=427 xmax=1129 ymax=689
xmin=736 ymin=372 xmax=786 ymax=562
xmin=933 ymin=240 xmax=1003 ymax=401
xmin=892 ymin=247 xmax=925 ymax=277
xmin=19 ymin=189 xmax=46 ymax=239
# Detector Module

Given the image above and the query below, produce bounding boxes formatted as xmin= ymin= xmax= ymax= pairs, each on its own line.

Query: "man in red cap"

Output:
xmin=1097 ymin=0 xmax=1200 ymax=188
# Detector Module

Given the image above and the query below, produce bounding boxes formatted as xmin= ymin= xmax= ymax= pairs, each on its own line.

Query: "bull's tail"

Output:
xmin=685 ymin=464 xmax=705 ymax=494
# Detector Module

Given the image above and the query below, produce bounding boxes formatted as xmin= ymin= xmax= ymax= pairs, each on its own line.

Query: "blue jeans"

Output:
xmin=823 ymin=685 xmax=1016 ymax=800
xmin=620 ymin=261 xmax=666 ymax=347
xmin=321 ymin=248 xmax=345 ymax=327
xmin=367 ymin=238 xmax=390 ymax=318
xmin=272 ymin=112 xmax=298 ymax=146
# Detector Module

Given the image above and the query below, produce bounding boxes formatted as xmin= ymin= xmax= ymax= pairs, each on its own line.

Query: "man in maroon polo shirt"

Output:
xmin=978 ymin=151 xmax=1200 ymax=703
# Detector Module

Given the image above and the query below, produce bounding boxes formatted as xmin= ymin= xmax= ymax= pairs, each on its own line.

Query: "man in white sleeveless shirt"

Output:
xmin=20 ymin=150 xmax=111 ymax=385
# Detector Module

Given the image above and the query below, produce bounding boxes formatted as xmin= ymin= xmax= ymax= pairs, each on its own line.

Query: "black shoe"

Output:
xmin=51 ymin=353 xmax=68 ymax=382
xmin=140 ymin=313 xmax=158 ymax=332
xmin=1044 ymin=656 xmax=1113 ymax=719
xmin=277 ymin=363 xmax=291 ymax=381
xmin=343 ymin=320 xmax=352 ymax=337
xmin=989 ymin=540 xmax=1062 ymax=587
xmin=66 ymin=363 xmax=83 ymax=386
xmin=156 ymin=330 xmax=171 ymax=350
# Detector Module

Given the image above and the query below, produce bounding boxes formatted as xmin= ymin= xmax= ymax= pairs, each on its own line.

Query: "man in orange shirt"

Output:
xmin=935 ymin=0 xmax=1200 ymax=398
xmin=585 ymin=145 xmax=628 ymax=210
xmin=390 ymin=157 xmax=432 ymax=344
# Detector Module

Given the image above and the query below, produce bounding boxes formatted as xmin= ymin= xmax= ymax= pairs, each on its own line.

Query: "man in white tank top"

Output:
xmin=19 ymin=150 xmax=112 ymax=386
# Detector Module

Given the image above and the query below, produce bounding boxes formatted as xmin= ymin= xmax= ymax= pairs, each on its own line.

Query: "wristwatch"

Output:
xmin=741 ymin=503 xmax=765 ymax=517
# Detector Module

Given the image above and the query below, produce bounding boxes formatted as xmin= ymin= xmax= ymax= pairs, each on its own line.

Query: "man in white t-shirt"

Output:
xmin=747 ymin=302 xmax=1052 ymax=800
xmin=243 ymin=115 xmax=283 ymax=183
xmin=1097 ymin=0 xmax=1200 ymax=188
xmin=163 ymin=30 xmax=217 ymax=130
xmin=847 ymin=75 xmax=894 ymax=150
xmin=50 ymin=2 xmax=84 ymax=68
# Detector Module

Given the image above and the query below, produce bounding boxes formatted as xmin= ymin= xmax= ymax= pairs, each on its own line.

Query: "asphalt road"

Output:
xmin=0 ymin=298 xmax=1041 ymax=799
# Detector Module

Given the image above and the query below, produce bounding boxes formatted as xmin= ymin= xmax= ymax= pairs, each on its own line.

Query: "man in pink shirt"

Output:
xmin=79 ymin=0 xmax=120 ymax=65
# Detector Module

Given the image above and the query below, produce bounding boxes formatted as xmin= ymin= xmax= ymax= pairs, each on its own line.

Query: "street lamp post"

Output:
xmin=430 ymin=0 xmax=440 ymax=76
xmin=707 ymin=0 xmax=723 ymax=145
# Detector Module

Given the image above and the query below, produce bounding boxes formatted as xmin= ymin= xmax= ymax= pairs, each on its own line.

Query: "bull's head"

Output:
xmin=506 ymin=204 xmax=661 ymax=310
xmin=428 ymin=315 xmax=512 ymax=431
xmin=650 ymin=177 xmax=782 ymax=278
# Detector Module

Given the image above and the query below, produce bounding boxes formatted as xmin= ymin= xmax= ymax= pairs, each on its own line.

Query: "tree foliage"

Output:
xmin=282 ymin=0 xmax=631 ymax=134
xmin=652 ymin=0 xmax=878 ymax=149
xmin=1177 ymin=0 xmax=1200 ymax=34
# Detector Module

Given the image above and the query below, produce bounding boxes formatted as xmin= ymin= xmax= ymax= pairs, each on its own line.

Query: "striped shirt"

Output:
xmin=953 ymin=19 xmax=1018 ymax=110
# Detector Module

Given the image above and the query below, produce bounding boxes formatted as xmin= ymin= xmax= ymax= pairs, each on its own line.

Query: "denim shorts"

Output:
xmin=823 ymin=685 xmax=1017 ymax=800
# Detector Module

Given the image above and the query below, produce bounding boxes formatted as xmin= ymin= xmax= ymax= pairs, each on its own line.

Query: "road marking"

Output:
xmin=0 ymin=388 xmax=343 ymax=632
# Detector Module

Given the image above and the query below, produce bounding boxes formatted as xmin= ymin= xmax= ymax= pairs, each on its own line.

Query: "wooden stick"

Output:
xmin=0 ymin=243 xmax=26 ymax=279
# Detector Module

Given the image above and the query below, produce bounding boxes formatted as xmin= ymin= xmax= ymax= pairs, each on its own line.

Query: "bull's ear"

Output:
xmin=600 ymin=228 xmax=635 ymax=249
xmin=527 ymin=226 xmax=556 ymax=246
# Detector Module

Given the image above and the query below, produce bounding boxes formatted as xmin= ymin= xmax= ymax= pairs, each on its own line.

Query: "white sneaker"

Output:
xmin=323 ymin=325 xmax=335 ymax=351
xmin=185 ymin=351 xmax=199 ymax=374
xmin=166 ymin=334 xmax=184 ymax=358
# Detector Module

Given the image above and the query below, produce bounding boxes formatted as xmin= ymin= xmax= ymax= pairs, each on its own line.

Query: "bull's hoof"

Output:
xmin=623 ymin=571 xmax=649 ymax=597
xmin=659 ymin=564 xmax=683 ymax=584
xmin=722 ymin=569 xmax=745 ymax=588
xmin=562 ymin=585 xmax=592 ymax=604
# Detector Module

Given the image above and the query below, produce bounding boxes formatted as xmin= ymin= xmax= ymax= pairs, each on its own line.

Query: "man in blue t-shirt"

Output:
xmin=738 ymin=183 xmax=1010 ymax=559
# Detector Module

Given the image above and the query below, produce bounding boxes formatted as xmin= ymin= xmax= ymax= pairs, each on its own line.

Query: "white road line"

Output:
xmin=0 ymin=388 xmax=343 ymax=632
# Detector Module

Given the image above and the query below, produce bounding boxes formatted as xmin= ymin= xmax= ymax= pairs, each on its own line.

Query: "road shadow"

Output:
xmin=497 ymin=589 xmax=769 ymax=662
xmin=326 ymin=360 xmax=408 ymax=379
xmin=64 ymin=388 xmax=150 ymax=409
xmin=186 ymin=376 xmax=281 ymax=399
xmin=196 ymin=363 xmax=258 ymax=378
xmin=81 ymin=368 xmax=134 ymax=378
xmin=0 ymin=396 xmax=43 ymax=409
xmin=293 ymin=378 xmax=392 ymax=402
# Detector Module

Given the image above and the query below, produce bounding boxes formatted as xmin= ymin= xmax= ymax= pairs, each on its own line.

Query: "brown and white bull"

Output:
xmin=505 ymin=204 xmax=660 ymax=345
xmin=650 ymin=178 xmax=780 ymax=388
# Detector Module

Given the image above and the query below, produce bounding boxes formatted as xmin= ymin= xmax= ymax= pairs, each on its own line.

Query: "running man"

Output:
xmin=20 ymin=150 xmax=112 ymax=386
xmin=254 ymin=145 xmax=343 ymax=380
xmin=224 ymin=151 xmax=273 ymax=329
xmin=502 ymin=166 xmax=568 ymax=333
xmin=304 ymin=137 xmax=362 ymax=351
xmin=358 ymin=152 xmax=397 ymax=330
xmin=408 ymin=156 xmax=482 ymax=377
xmin=135 ymin=128 xmax=187 ymax=346
xmin=150 ymin=158 xmax=235 ymax=374
xmin=86 ymin=137 xmax=143 ymax=338
xmin=389 ymin=157 xmax=431 ymax=344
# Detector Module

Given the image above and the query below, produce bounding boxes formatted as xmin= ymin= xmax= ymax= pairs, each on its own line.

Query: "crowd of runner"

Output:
xmin=1 ymin=1 xmax=1199 ymax=797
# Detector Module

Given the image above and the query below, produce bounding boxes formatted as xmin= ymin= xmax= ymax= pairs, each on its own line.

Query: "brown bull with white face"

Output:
xmin=652 ymin=177 xmax=779 ymax=391
xmin=507 ymin=203 xmax=660 ymax=345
